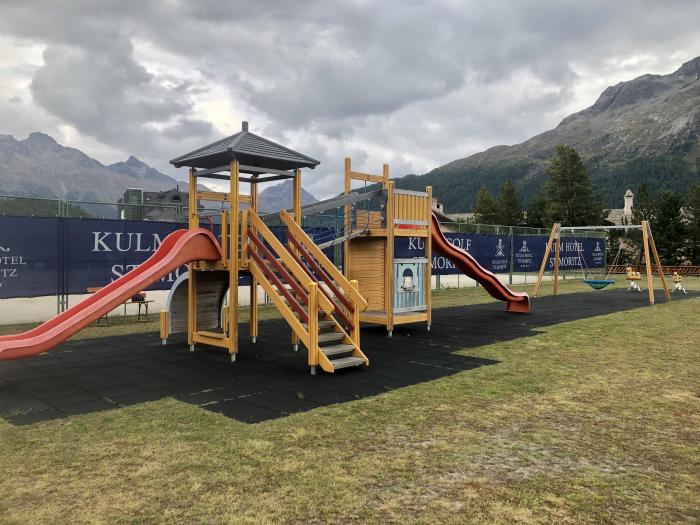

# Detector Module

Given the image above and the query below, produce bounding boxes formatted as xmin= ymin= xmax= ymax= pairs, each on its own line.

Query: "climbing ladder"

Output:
xmin=244 ymin=210 xmax=369 ymax=374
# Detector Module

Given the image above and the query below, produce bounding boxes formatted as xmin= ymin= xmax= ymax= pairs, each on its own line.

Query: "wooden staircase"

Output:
xmin=245 ymin=210 xmax=368 ymax=374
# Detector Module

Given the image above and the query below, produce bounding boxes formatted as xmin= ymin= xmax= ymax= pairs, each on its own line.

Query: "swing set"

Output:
xmin=533 ymin=221 xmax=672 ymax=305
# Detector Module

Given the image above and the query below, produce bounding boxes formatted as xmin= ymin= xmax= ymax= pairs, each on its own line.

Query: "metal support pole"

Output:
xmin=509 ymin=226 xmax=514 ymax=285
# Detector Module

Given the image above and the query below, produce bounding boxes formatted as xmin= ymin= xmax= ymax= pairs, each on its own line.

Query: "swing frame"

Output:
xmin=533 ymin=221 xmax=671 ymax=305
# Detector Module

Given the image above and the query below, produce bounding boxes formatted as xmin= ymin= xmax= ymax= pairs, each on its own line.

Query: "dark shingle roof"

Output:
xmin=169 ymin=122 xmax=320 ymax=172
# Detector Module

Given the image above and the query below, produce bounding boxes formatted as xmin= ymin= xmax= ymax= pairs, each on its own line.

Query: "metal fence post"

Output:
xmin=509 ymin=226 xmax=514 ymax=285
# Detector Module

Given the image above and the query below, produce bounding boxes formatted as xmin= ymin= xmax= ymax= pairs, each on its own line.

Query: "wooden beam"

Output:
xmin=243 ymin=174 xmax=294 ymax=184
xmin=647 ymin=222 xmax=671 ymax=302
xmin=249 ymin=177 xmax=258 ymax=342
xmin=351 ymin=171 xmax=385 ymax=184
xmin=386 ymin=181 xmax=395 ymax=335
xmin=187 ymin=168 xmax=198 ymax=349
xmin=534 ymin=224 xmax=557 ymax=297
xmin=229 ymin=160 xmax=239 ymax=357
xmin=641 ymin=220 xmax=655 ymax=305
xmin=198 ymin=190 xmax=229 ymax=202
xmin=291 ymin=168 xmax=302 ymax=351
xmin=308 ymin=283 xmax=318 ymax=370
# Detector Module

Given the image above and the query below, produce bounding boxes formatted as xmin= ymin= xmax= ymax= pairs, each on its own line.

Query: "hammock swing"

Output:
xmin=576 ymin=239 xmax=623 ymax=290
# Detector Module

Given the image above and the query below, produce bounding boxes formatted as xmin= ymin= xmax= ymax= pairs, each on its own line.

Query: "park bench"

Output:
xmin=86 ymin=287 xmax=155 ymax=325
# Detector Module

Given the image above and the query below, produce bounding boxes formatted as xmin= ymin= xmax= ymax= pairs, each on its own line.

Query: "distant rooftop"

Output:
xmin=170 ymin=121 xmax=320 ymax=173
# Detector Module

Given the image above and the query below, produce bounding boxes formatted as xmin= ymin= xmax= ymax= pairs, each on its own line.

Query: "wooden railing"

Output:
xmin=280 ymin=210 xmax=368 ymax=311
xmin=393 ymin=188 xmax=431 ymax=225
xmin=246 ymin=211 xmax=338 ymax=370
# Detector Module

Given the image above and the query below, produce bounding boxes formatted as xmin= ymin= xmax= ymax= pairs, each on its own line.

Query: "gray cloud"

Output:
xmin=0 ymin=0 xmax=699 ymax=194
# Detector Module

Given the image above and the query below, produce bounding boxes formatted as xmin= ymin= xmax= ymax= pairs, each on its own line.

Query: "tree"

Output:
xmin=473 ymin=186 xmax=499 ymax=224
xmin=653 ymin=191 xmax=686 ymax=265
xmin=632 ymin=183 xmax=656 ymax=224
xmin=544 ymin=145 xmax=602 ymax=226
xmin=526 ymin=190 xmax=551 ymax=228
xmin=497 ymin=180 xmax=525 ymax=226
xmin=686 ymin=184 xmax=700 ymax=265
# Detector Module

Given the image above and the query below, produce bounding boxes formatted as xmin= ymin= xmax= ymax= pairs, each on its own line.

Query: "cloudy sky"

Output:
xmin=1 ymin=0 xmax=698 ymax=198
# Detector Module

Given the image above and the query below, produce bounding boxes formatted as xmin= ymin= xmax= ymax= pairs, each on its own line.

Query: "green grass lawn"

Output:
xmin=1 ymin=282 xmax=699 ymax=523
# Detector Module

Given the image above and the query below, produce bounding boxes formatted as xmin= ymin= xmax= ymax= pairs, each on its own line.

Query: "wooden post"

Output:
xmin=187 ymin=168 xmax=198 ymax=348
xmin=425 ymin=185 xmax=433 ymax=330
xmin=350 ymin=279 xmax=361 ymax=348
xmin=220 ymin=210 xmax=228 ymax=264
xmin=308 ymin=282 xmax=318 ymax=375
xmin=229 ymin=160 xmax=239 ymax=360
xmin=382 ymin=163 xmax=389 ymax=189
xmin=386 ymin=181 xmax=395 ymax=336
xmin=159 ymin=310 xmax=168 ymax=345
xmin=533 ymin=223 xmax=557 ymax=297
xmin=240 ymin=209 xmax=248 ymax=266
xmin=641 ymin=220 xmax=655 ymax=305
xmin=291 ymin=168 xmax=302 ymax=350
xmin=647 ymin=223 xmax=671 ymax=302
xmin=293 ymin=168 xmax=302 ymax=221
xmin=553 ymin=228 xmax=561 ymax=295
xmin=249 ymin=177 xmax=258 ymax=342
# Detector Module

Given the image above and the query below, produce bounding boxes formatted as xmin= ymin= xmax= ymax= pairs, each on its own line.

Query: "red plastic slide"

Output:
xmin=430 ymin=214 xmax=530 ymax=313
xmin=0 ymin=228 xmax=222 ymax=360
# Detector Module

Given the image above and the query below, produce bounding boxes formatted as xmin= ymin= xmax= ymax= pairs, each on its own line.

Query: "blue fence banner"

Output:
xmin=0 ymin=216 xmax=606 ymax=299
xmin=0 ymin=217 xmax=60 ymax=299
xmin=395 ymin=233 xmax=513 ymax=274
xmin=64 ymin=218 xmax=187 ymax=295
xmin=396 ymin=232 xmax=604 ymax=275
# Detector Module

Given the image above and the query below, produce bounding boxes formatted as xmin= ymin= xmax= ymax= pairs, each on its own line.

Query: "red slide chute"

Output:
xmin=430 ymin=214 xmax=530 ymax=313
xmin=0 ymin=228 xmax=221 ymax=360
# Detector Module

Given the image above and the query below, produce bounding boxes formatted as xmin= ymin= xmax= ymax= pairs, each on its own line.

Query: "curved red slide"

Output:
xmin=0 ymin=228 xmax=222 ymax=360
xmin=430 ymin=214 xmax=530 ymax=313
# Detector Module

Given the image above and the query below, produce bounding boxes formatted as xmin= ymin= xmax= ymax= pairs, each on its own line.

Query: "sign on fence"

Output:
xmin=395 ymin=232 xmax=605 ymax=274
xmin=0 ymin=216 xmax=605 ymax=299
xmin=0 ymin=217 xmax=60 ymax=298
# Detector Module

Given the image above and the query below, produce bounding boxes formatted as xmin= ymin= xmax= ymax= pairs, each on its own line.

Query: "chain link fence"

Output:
xmin=0 ymin=195 xmax=608 ymax=326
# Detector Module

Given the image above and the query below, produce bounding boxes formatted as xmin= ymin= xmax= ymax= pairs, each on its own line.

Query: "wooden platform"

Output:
xmin=360 ymin=310 xmax=429 ymax=326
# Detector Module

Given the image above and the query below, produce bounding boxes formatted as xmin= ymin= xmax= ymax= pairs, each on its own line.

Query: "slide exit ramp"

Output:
xmin=430 ymin=214 xmax=530 ymax=313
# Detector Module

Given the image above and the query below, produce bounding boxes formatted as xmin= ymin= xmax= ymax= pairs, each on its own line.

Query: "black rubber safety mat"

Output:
xmin=0 ymin=289 xmax=694 ymax=425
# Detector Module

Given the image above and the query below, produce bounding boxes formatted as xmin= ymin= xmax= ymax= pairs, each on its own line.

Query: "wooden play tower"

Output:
xmin=162 ymin=122 xmax=369 ymax=374
xmin=342 ymin=158 xmax=433 ymax=336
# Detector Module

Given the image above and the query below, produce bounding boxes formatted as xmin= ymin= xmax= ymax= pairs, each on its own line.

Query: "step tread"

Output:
xmin=330 ymin=356 xmax=367 ymax=370
xmin=317 ymin=332 xmax=345 ymax=343
xmin=321 ymin=343 xmax=355 ymax=357
xmin=303 ymin=320 xmax=336 ymax=330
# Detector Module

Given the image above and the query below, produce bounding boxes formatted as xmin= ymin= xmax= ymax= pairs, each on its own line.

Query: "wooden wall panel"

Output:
xmin=348 ymin=238 xmax=385 ymax=311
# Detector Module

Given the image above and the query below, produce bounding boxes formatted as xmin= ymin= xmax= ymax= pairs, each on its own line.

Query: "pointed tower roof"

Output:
xmin=170 ymin=121 xmax=320 ymax=173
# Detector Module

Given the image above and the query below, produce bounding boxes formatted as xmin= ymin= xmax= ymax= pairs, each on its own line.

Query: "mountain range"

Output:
xmin=395 ymin=56 xmax=700 ymax=211
xmin=0 ymin=132 xmax=180 ymax=201
xmin=0 ymin=132 xmax=318 ymax=212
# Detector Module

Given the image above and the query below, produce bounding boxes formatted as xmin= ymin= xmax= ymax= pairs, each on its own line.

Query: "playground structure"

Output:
xmin=533 ymin=222 xmax=671 ymax=305
xmin=0 ymin=122 xmax=530 ymax=373
xmin=342 ymin=159 xmax=432 ymax=336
